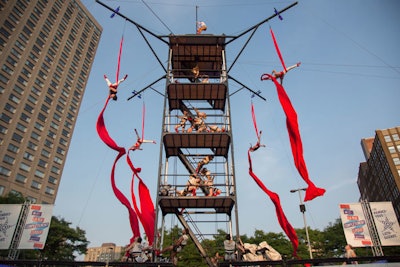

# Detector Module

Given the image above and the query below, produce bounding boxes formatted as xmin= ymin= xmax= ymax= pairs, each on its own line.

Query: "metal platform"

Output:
xmin=163 ymin=133 xmax=230 ymax=158
xmin=169 ymin=35 xmax=226 ymax=79
xmin=158 ymin=196 xmax=235 ymax=216
xmin=167 ymin=82 xmax=227 ymax=111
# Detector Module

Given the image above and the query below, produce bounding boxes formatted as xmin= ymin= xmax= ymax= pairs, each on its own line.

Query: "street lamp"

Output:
xmin=105 ymin=247 xmax=114 ymax=267
xmin=290 ymin=188 xmax=313 ymax=259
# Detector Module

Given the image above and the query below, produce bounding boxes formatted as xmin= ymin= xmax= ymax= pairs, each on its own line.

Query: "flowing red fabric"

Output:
xmin=116 ymin=35 xmax=124 ymax=82
xmin=126 ymin=150 xmax=155 ymax=246
xmin=247 ymin=150 xmax=298 ymax=257
xmin=270 ymin=28 xmax=287 ymax=72
xmin=261 ymin=74 xmax=326 ymax=201
xmin=96 ymin=97 xmax=140 ymax=240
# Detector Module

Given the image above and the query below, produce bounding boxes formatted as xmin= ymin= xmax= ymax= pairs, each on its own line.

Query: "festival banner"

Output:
xmin=0 ymin=204 xmax=22 ymax=249
xmin=370 ymin=202 xmax=400 ymax=246
xmin=339 ymin=203 xmax=372 ymax=247
xmin=18 ymin=204 xmax=53 ymax=249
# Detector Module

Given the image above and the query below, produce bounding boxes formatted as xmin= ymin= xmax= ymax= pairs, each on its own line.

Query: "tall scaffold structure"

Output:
xmin=95 ymin=1 xmax=298 ymax=265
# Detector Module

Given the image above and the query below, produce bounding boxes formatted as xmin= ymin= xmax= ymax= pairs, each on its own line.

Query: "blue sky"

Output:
xmin=54 ymin=0 xmax=400 ymax=251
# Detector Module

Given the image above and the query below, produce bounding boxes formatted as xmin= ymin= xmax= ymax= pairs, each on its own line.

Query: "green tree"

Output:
xmin=0 ymin=192 xmax=88 ymax=260
xmin=40 ymin=216 xmax=89 ymax=260
xmin=320 ymin=218 xmax=347 ymax=258
xmin=0 ymin=191 xmax=25 ymax=204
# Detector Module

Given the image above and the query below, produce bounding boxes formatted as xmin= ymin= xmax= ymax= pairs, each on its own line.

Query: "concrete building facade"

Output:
xmin=0 ymin=0 xmax=102 ymax=203
xmin=358 ymin=126 xmax=400 ymax=222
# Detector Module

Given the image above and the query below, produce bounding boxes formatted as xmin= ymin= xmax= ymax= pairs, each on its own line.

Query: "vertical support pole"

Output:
xmin=361 ymin=200 xmax=383 ymax=256
xmin=8 ymin=200 xmax=31 ymax=260
xmin=291 ymin=188 xmax=312 ymax=259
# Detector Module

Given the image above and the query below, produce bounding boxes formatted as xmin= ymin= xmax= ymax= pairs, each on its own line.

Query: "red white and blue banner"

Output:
xmin=339 ymin=203 xmax=372 ymax=247
xmin=369 ymin=202 xmax=400 ymax=246
xmin=0 ymin=204 xmax=22 ymax=249
xmin=18 ymin=204 xmax=53 ymax=249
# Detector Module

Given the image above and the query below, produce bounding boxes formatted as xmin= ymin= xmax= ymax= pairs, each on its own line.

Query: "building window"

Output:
xmin=4 ymin=103 xmax=16 ymax=113
xmin=12 ymin=133 xmax=23 ymax=142
xmin=48 ymin=176 xmax=58 ymax=185
xmin=0 ymin=113 xmax=11 ymax=123
xmin=50 ymin=121 xmax=59 ymax=130
xmin=44 ymin=139 xmax=53 ymax=148
xmin=2 ymin=64 xmax=14 ymax=75
xmin=51 ymin=166 xmax=60 ymax=175
xmin=38 ymin=158 xmax=47 ymax=168
xmin=59 ymin=138 xmax=67 ymax=146
xmin=56 ymin=147 xmax=65 ymax=155
xmin=3 ymin=155 xmax=15 ymax=165
xmin=394 ymin=157 xmax=400 ymax=166
xmin=41 ymin=149 xmax=50 ymax=158
xmin=37 ymin=113 xmax=47 ymax=122
xmin=47 ymin=130 xmax=56 ymax=139
xmin=20 ymin=162 xmax=31 ymax=172
xmin=27 ymin=141 xmax=37 ymax=151
xmin=24 ymin=103 xmax=34 ymax=113
xmin=45 ymin=186 xmax=55 ymax=195
xmin=16 ymin=173 xmax=27 ymax=183
xmin=31 ymin=131 xmax=40 ymax=141
xmin=35 ymin=169 xmax=45 ymax=178
xmin=0 ymin=186 xmax=5 ymax=196
xmin=0 ymin=73 xmax=9 ymax=84
xmin=31 ymin=180 xmax=42 ymax=190
xmin=0 ymin=125 xmax=7 ymax=134
xmin=16 ymin=123 xmax=27 ymax=133
xmin=0 ymin=167 xmax=11 ymax=177
xmin=53 ymin=156 xmax=63 ymax=165
xmin=9 ymin=93 xmax=20 ymax=104
xmin=34 ymin=122 xmax=44 ymax=131
xmin=20 ymin=113 xmax=30 ymax=123
xmin=7 ymin=143 xmax=19 ymax=153
xmin=28 ymin=95 xmax=37 ymax=104
xmin=23 ymin=152 xmax=34 ymax=161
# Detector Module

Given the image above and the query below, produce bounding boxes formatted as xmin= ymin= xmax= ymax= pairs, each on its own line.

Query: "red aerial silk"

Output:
xmin=126 ymin=150 xmax=155 ymax=246
xmin=116 ymin=35 xmax=124 ymax=82
xmin=261 ymin=74 xmax=326 ymax=201
xmin=248 ymin=150 xmax=298 ymax=257
xmin=270 ymin=28 xmax=287 ymax=72
xmin=251 ymin=102 xmax=260 ymax=139
xmin=96 ymin=97 xmax=140 ymax=241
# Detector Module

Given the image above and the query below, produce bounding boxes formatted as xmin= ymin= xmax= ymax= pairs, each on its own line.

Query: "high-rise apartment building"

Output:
xmin=357 ymin=126 xmax=400 ymax=222
xmin=0 ymin=0 xmax=102 ymax=204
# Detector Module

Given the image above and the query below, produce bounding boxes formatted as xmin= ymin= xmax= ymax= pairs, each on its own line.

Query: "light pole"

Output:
xmin=290 ymin=188 xmax=313 ymax=259
xmin=105 ymin=247 xmax=114 ymax=267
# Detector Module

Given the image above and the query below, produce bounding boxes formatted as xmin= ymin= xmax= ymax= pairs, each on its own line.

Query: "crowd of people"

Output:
xmin=123 ymin=231 xmax=283 ymax=266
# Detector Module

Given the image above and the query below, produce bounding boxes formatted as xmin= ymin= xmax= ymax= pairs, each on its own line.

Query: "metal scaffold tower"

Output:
xmin=156 ymin=35 xmax=237 ymax=266
xmin=95 ymin=1 xmax=297 ymax=265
